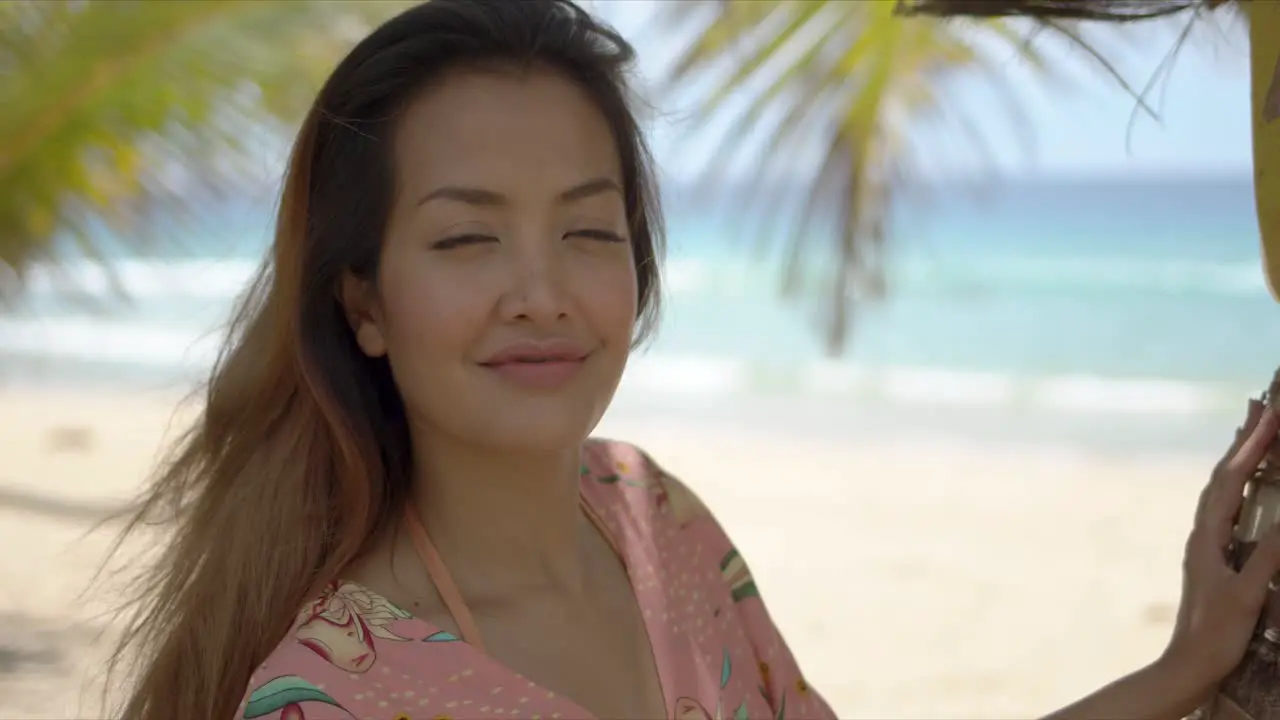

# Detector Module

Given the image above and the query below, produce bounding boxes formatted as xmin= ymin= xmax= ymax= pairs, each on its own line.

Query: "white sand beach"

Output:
xmin=0 ymin=385 xmax=1221 ymax=719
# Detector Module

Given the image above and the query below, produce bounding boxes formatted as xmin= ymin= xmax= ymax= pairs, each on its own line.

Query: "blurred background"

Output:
xmin=0 ymin=1 xmax=1272 ymax=718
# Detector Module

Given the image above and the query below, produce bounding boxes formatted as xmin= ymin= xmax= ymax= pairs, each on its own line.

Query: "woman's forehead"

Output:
xmin=392 ymin=68 xmax=622 ymax=190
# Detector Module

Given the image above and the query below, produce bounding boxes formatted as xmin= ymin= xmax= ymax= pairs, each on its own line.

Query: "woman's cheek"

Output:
xmin=574 ymin=249 xmax=637 ymax=318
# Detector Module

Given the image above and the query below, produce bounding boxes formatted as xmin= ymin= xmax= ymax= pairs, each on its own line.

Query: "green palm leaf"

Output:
xmin=655 ymin=0 xmax=1239 ymax=353
xmin=0 ymin=0 xmax=412 ymax=296
xmin=657 ymin=0 xmax=1063 ymax=353
xmin=894 ymin=0 xmax=1214 ymax=21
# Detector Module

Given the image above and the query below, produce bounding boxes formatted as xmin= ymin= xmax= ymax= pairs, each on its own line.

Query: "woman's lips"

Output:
xmin=481 ymin=356 xmax=587 ymax=390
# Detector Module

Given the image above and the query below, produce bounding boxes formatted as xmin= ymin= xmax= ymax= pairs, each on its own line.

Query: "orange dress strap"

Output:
xmin=402 ymin=504 xmax=488 ymax=652
xmin=402 ymin=493 xmax=619 ymax=653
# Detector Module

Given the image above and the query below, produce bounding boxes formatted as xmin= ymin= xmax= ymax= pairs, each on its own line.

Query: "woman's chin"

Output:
xmin=415 ymin=376 xmax=618 ymax=454
xmin=454 ymin=406 xmax=607 ymax=455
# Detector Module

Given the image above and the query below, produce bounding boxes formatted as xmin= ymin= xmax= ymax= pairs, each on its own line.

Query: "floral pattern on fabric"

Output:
xmin=292 ymin=581 xmax=415 ymax=674
xmin=236 ymin=438 xmax=836 ymax=720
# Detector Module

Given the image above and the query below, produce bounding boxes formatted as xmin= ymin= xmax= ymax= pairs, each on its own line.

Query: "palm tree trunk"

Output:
xmin=1253 ymin=0 xmax=1280 ymax=301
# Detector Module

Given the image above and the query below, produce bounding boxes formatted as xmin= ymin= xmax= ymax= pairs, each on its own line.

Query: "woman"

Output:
xmin=105 ymin=1 xmax=1280 ymax=719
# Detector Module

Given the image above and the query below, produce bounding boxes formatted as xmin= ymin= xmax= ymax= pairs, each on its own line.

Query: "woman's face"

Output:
xmin=344 ymin=66 xmax=638 ymax=452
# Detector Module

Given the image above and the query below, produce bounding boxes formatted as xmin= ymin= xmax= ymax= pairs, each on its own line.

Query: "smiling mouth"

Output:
xmin=479 ymin=351 xmax=590 ymax=368
xmin=486 ymin=357 xmax=575 ymax=365
xmin=478 ymin=353 xmax=590 ymax=389
xmin=480 ymin=355 xmax=588 ymax=370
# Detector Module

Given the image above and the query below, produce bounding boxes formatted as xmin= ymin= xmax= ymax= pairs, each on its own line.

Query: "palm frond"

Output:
xmin=658 ymin=0 xmax=1058 ymax=353
xmin=893 ymin=0 xmax=1217 ymax=21
xmin=658 ymin=0 xmax=1247 ymax=352
xmin=0 ymin=0 xmax=412 ymax=296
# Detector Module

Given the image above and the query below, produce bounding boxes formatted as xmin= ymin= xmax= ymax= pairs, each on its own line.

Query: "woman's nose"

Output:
xmin=497 ymin=244 xmax=569 ymax=325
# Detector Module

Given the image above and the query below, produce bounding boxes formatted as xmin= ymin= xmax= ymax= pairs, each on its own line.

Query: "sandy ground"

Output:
xmin=0 ymin=387 xmax=1224 ymax=718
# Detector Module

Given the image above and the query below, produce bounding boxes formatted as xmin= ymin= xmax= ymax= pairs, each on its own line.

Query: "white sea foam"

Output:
xmin=0 ymin=317 xmax=222 ymax=367
xmin=0 ymin=316 xmax=1245 ymax=416
xmin=1032 ymin=375 xmax=1221 ymax=415
xmin=619 ymin=355 xmax=749 ymax=395
xmin=0 ymin=257 xmax=1259 ymax=417
xmin=13 ymin=255 xmax=1271 ymax=303
xmin=21 ymin=259 xmax=260 ymax=300
xmin=618 ymin=356 xmax=1238 ymax=415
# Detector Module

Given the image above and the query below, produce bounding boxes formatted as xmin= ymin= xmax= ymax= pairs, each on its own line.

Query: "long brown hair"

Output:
xmin=103 ymin=2 xmax=664 ymax=718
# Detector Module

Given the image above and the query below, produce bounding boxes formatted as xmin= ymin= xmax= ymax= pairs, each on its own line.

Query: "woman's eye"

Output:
xmin=567 ymin=229 xmax=627 ymax=243
xmin=431 ymin=234 xmax=498 ymax=250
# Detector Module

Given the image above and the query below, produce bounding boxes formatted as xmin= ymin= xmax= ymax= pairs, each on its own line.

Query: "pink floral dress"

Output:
xmin=236 ymin=439 xmax=835 ymax=720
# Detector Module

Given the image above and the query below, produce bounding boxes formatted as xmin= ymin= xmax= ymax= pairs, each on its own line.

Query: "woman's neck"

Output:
xmin=406 ymin=434 xmax=593 ymax=603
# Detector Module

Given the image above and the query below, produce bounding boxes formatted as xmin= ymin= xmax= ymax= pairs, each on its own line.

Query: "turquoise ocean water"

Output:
xmin=3 ymin=176 xmax=1276 ymax=450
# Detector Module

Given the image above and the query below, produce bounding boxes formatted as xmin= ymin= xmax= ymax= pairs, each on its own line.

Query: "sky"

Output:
xmin=591 ymin=0 xmax=1253 ymax=182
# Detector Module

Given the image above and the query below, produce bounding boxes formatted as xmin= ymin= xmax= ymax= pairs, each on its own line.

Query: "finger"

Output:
xmin=1238 ymin=398 xmax=1268 ymax=450
xmin=1215 ymin=398 xmax=1267 ymax=479
xmin=1204 ymin=406 xmax=1278 ymax=528
xmin=1225 ymin=405 xmax=1279 ymax=478
xmin=1237 ymin=528 xmax=1280 ymax=611
xmin=1235 ymin=398 xmax=1267 ymax=453
xmin=1200 ymin=399 xmax=1265 ymax=515
xmin=1197 ymin=406 xmax=1276 ymax=557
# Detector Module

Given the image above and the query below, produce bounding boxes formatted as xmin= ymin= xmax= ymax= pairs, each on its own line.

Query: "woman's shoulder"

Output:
xmin=581 ymin=437 xmax=716 ymax=528
xmin=235 ymin=581 xmax=469 ymax=719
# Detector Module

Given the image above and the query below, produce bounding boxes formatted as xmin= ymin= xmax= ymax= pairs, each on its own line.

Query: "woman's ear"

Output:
xmin=340 ymin=272 xmax=388 ymax=358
